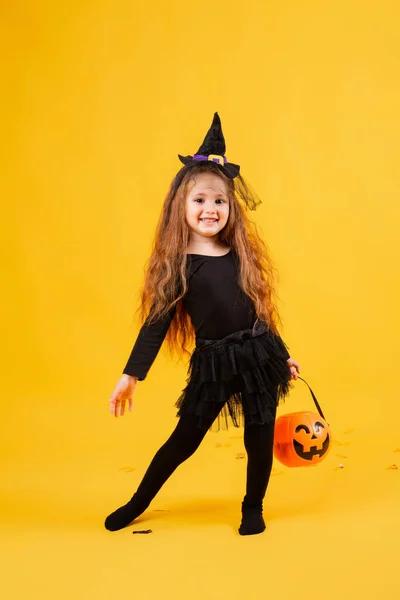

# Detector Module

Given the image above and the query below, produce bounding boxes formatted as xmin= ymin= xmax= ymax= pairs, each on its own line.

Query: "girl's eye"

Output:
xmin=194 ymin=198 xmax=225 ymax=203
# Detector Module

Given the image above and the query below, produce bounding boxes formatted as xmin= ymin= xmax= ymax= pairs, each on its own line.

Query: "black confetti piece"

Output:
xmin=132 ymin=529 xmax=153 ymax=534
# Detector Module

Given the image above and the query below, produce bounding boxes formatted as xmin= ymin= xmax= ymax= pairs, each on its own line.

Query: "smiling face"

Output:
xmin=185 ymin=172 xmax=230 ymax=243
xmin=293 ymin=420 xmax=330 ymax=461
xmin=273 ymin=411 xmax=332 ymax=467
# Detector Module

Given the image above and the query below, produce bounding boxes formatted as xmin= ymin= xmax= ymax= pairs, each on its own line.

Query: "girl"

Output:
xmin=105 ymin=113 xmax=300 ymax=536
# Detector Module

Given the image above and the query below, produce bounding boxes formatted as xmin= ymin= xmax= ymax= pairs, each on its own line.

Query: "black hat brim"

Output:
xmin=178 ymin=155 xmax=240 ymax=179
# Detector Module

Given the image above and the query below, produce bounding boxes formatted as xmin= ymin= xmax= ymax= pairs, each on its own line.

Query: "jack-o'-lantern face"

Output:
xmin=293 ymin=421 xmax=330 ymax=460
xmin=273 ymin=411 xmax=332 ymax=467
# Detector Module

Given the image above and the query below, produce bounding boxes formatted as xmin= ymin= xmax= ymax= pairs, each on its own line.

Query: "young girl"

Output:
xmin=105 ymin=113 xmax=300 ymax=536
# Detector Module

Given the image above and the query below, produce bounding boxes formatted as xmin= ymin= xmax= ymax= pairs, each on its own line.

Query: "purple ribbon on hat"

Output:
xmin=193 ymin=154 xmax=227 ymax=166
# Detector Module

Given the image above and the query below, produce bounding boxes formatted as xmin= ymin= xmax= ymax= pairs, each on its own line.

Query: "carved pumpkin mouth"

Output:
xmin=293 ymin=434 xmax=330 ymax=461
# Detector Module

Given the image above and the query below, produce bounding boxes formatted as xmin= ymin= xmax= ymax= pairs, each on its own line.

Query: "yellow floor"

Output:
xmin=2 ymin=424 xmax=399 ymax=600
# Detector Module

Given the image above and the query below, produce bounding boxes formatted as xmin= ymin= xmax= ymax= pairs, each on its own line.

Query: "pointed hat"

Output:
xmin=178 ymin=112 xmax=240 ymax=179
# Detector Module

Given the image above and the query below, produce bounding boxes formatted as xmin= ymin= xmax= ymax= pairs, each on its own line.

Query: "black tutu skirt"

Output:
xmin=175 ymin=320 xmax=294 ymax=432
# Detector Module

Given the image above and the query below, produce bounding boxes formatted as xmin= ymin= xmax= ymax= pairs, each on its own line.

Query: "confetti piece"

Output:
xmin=236 ymin=452 xmax=245 ymax=459
xmin=119 ymin=466 xmax=136 ymax=471
xmin=215 ymin=443 xmax=222 ymax=448
xmin=132 ymin=529 xmax=152 ymax=534
xmin=338 ymin=464 xmax=344 ymax=468
xmin=336 ymin=454 xmax=348 ymax=459
xmin=394 ymin=449 xmax=400 ymax=453
xmin=344 ymin=428 xmax=355 ymax=435
xmin=336 ymin=441 xmax=351 ymax=446
xmin=153 ymin=509 xmax=171 ymax=512
xmin=387 ymin=464 xmax=398 ymax=470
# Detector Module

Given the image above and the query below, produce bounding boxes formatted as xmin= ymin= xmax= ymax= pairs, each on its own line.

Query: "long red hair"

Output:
xmin=135 ymin=163 xmax=286 ymax=361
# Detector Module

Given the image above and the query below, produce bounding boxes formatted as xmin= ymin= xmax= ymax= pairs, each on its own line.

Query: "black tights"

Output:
xmin=130 ymin=404 xmax=276 ymax=511
xmin=104 ymin=401 xmax=277 ymax=532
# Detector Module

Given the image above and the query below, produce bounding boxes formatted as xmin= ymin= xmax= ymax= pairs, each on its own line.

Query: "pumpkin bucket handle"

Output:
xmin=296 ymin=377 xmax=328 ymax=424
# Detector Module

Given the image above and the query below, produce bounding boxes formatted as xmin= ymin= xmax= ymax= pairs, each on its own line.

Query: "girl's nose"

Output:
xmin=203 ymin=205 xmax=217 ymax=214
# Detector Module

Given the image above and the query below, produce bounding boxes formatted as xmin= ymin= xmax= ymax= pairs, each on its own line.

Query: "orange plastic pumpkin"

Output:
xmin=274 ymin=411 xmax=332 ymax=467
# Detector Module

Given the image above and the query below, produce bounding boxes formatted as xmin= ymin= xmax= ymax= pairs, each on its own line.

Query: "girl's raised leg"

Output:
xmin=105 ymin=407 xmax=222 ymax=531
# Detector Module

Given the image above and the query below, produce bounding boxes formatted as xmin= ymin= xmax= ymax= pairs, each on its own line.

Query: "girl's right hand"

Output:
xmin=108 ymin=374 xmax=138 ymax=418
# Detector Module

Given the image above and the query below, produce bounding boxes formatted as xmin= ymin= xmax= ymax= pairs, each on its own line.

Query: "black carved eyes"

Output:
xmin=295 ymin=422 xmax=325 ymax=434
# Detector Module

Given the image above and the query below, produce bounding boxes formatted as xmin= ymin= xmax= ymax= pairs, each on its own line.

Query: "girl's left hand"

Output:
xmin=287 ymin=358 xmax=301 ymax=380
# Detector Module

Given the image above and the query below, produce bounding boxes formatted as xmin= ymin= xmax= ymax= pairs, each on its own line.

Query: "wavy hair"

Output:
xmin=135 ymin=163 xmax=286 ymax=361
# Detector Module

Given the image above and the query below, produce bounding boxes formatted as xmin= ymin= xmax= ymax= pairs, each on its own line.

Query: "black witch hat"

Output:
xmin=177 ymin=112 xmax=262 ymax=211
xmin=178 ymin=112 xmax=240 ymax=179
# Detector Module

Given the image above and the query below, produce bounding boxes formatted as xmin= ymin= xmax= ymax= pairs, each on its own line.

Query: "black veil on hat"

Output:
xmin=177 ymin=112 xmax=262 ymax=211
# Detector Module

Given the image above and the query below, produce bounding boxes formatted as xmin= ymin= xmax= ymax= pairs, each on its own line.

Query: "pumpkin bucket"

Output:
xmin=273 ymin=377 xmax=332 ymax=467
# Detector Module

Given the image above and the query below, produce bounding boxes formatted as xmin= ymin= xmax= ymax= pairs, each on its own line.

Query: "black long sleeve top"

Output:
xmin=122 ymin=250 xmax=288 ymax=380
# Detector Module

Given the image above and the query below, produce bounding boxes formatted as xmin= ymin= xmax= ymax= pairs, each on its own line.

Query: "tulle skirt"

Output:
xmin=175 ymin=320 xmax=294 ymax=432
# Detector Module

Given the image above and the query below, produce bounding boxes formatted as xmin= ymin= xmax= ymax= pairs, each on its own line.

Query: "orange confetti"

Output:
xmin=387 ymin=464 xmax=399 ymax=470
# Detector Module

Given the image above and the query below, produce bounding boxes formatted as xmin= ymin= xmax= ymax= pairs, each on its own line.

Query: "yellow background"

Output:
xmin=1 ymin=1 xmax=400 ymax=598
